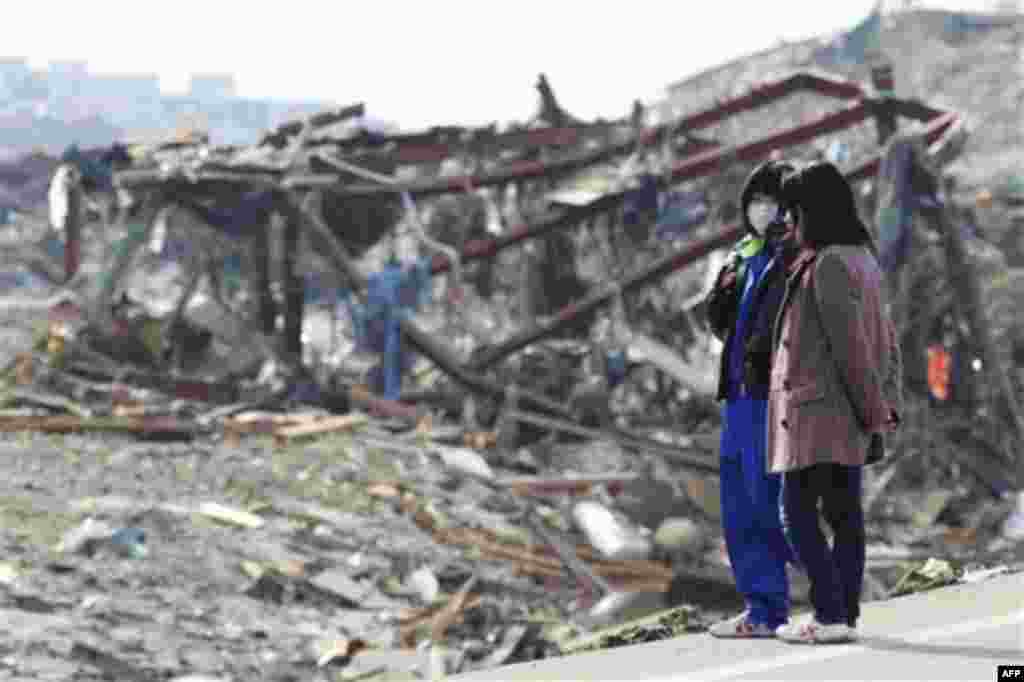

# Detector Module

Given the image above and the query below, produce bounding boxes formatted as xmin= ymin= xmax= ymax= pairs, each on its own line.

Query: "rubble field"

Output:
xmin=0 ymin=8 xmax=1021 ymax=679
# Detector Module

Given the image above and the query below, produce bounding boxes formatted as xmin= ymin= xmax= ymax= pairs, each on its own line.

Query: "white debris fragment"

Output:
xmin=197 ymin=502 xmax=265 ymax=529
xmin=407 ymin=566 xmax=441 ymax=603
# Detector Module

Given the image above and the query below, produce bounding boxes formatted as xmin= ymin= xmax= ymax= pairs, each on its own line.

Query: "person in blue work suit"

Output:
xmin=703 ymin=159 xmax=799 ymax=638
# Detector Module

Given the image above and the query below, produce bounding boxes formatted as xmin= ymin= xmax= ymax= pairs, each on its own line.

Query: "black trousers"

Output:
xmin=780 ymin=463 xmax=865 ymax=627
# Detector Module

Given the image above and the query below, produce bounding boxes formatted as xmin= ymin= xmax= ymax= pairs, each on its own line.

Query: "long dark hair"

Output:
xmin=782 ymin=161 xmax=877 ymax=255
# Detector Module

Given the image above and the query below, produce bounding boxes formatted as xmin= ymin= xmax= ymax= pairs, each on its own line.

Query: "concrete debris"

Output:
xmin=572 ymin=501 xmax=653 ymax=562
xmin=407 ymin=566 xmax=442 ymax=603
xmin=653 ymin=518 xmax=706 ymax=557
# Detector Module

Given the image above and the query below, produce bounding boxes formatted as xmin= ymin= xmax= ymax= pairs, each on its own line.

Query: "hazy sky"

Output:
xmin=6 ymin=0 xmax=1003 ymax=128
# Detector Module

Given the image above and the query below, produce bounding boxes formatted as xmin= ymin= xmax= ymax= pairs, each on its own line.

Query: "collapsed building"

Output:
xmin=42 ymin=69 xmax=999 ymax=431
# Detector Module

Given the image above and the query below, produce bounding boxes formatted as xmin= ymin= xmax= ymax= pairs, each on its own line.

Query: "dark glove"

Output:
xmin=705 ymin=260 xmax=742 ymax=339
xmin=743 ymin=332 xmax=773 ymax=389
xmin=866 ymin=433 xmax=885 ymax=466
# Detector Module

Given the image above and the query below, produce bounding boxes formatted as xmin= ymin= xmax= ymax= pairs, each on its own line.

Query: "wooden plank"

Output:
xmin=272 ymin=413 xmax=369 ymax=445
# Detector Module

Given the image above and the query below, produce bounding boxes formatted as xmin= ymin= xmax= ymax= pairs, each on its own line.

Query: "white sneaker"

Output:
xmin=708 ymin=611 xmax=776 ymax=638
xmin=775 ymin=618 xmax=856 ymax=644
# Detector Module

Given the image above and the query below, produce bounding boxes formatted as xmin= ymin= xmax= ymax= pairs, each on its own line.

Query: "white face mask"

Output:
xmin=747 ymin=198 xmax=780 ymax=236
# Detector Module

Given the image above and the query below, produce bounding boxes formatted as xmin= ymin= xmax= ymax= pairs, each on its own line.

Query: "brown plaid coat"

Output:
xmin=767 ymin=244 xmax=902 ymax=473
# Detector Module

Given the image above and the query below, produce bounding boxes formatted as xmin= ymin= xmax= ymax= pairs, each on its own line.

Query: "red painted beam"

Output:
xmin=670 ymin=99 xmax=872 ymax=182
xmin=673 ymin=71 xmax=864 ymax=133
xmin=429 ymin=99 xmax=873 ymax=276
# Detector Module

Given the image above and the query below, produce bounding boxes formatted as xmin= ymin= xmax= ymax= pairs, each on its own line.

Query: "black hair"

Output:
xmin=782 ymin=161 xmax=876 ymax=253
xmin=739 ymin=159 xmax=795 ymax=235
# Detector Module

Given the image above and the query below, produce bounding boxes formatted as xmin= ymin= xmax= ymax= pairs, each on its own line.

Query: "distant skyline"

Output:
xmin=5 ymin=0 xmax=1006 ymax=128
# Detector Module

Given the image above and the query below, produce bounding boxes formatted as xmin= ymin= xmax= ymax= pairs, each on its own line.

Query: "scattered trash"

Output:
xmin=568 ymin=604 xmax=704 ymax=653
xmin=572 ymin=501 xmax=653 ymax=562
xmin=408 ymin=566 xmax=442 ymax=603
xmin=434 ymin=445 xmax=495 ymax=481
xmin=890 ymin=558 xmax=960 ymax=597
xmin=197 ymin=502 xmax=265 ymax=529
xmin=109 ymin=527 xmax=148 ymax=559
xmin=314 ymin=637 xmax=369 ymax=668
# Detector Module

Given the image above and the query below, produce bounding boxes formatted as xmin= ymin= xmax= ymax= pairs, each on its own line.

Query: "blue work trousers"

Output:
xmin=720 ymin=397 xmax=792 ymax=628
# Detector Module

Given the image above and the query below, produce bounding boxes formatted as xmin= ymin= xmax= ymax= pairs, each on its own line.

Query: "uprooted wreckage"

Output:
xmin=0 ymin=69 xmax=1022 ymax=677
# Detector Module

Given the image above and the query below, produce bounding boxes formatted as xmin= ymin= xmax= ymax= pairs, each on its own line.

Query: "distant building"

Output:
xmin=0 ymin=58 xmax=31 ymax=99
xmin=188 ymin=74 xmax=236 ymax=101
xmin=0 ymin=59 xmax=336 ymax=150
xmin=46 ymin=60 xmax=88 ymax=100
xmin=87 ymin=73 xmax=161 ymax=100
xmin=229 ymin=98 xmax=271 ymax=131
xmin=0 ymin=58 xmax=29 ymax=80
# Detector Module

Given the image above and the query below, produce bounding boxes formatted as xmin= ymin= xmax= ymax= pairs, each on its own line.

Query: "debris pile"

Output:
xmin=0 ymin=63 xmax=1019 ymax=681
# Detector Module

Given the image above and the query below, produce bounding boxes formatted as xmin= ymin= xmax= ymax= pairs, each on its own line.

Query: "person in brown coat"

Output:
xmin=767 ymin=161 xmax=902 ymax=644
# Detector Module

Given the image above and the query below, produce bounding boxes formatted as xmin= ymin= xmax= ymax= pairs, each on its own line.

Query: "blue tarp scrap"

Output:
xmin=655 ymin=190 xmax=709 ymax=240
xmin=222 ymin=252 xmax=243 ymax=297
xmin=0 ymin=270 xmax=30 ymax=291
xmin=606 ymin=349 xmax=628 ymax=388
xmin=42 ymin=233 xmax=64 ymax=261
xmin=876 ymin=138 xmax=917 ymax=273
xmin=837 ymin=4 xmax=882 ymax=64
xmin=182 ymin=190 xmax=278 ymax=239
xmin=288 ymin=379 xmax=324 ymax=405
xmin=304 ymin=271 xmax=331 ymax=305
xmin=341 ymin=258 xmax=432 ymax=400
xmin=944 ymin=13 xmax=1008 ymax=43
xmin=879 ymin=152 xmax=982 ymax=272
xmin=622 ymin=174 xmax=660 ymax=227
xmin=61 ymin=144 xmax=115 ymax=192
xmin=159 ymin=237 xmax=191 ymax=261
